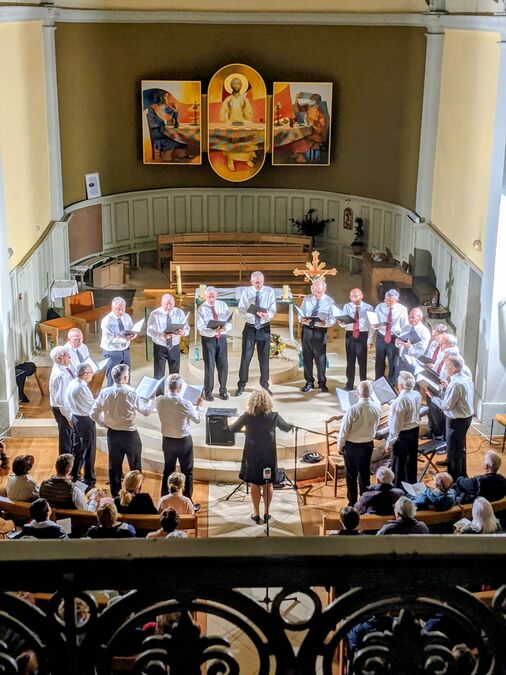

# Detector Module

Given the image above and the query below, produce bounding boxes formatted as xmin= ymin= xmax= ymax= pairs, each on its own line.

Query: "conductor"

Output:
xmin=229 ymin=389 xmax=293 ymax=524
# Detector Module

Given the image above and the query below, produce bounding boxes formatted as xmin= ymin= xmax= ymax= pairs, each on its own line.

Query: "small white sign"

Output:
xmin=85 ymin=172 xmax=101 ymax=199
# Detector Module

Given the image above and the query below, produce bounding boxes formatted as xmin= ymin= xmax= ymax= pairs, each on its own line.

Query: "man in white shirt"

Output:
xmin=373 ymin=289 xmax=409 ymax=385
xmin=425 ymin=323 xmax=449 ymax=362
xmin=196 ymin=286 xmax=231 ymax=401
xmin=66 ymin=363 xmax=96 ymax=487
xmin=385 ymin=371 xmax=421 ymax=487
xmin=90 ymin=364 xmax=155 ymax=496
xmin=100 ymin=297 xmax=135 ymax=386
xmin=436 ymin=355 xmax=474 ymax=480
xmin=147 ymin=293 xmax=190 ymax=382
xmin=64 ymin=328 xmax=90 ymax=371
xmin=236 ymin=271 xmax=276 ymax=396
xmin=338 ymin=380 xmax=381 ymax=506
xmin=422 ymin=335 xmax=459 ymax=441
xmin=339 ymin=287 xmax=374 ymax=391
xmin=49 ymin=346 xmax=78 ymax=456
xmin=395 ymin=307 xmax=431 ymax=375
xmin=299 ymin=279 xmax=336 ymax=393
xmin=155 ymin=373 xmax=204 ymax=508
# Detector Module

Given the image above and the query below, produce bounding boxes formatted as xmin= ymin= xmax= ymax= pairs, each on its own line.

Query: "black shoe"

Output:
xmin=251 ymin=514 xmax=261 ymax=523
xmin=234 ymin=388 xmax=245 ymax=397
xmin=320 ymin=384 xmax=329 ymax=393
xmin=301 ymin=383 xmax=314 ymax=392
xmin=219 ymin=391 xmax=229 ymax=400
xmin=263 ymin=388 xmax=273 ymax=396
xmin=264 ymin=514 xmax=271 ymax=523
xmin=420 ymin=433 xmax=432 ymax=440
xmin=193 ymin=503 xmax=201 ymax=513
xmin=203 ymin=393 xmax=214 ymax=402
xmin=19 ymin=395 xmax=30 ymax=403
xmin=436 ymin=460 xmax=448 ymax=467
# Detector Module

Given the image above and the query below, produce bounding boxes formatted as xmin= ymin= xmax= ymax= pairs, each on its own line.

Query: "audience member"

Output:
xmin=454 ymin=450 xmax=506 ymax=504
xmin=146 ymin=507 xmax=188 ymax=539
xmin=39 ymin=454 xmax=89 ymax=510
xmin=156 ymin=472 xmax=195 ymax=514
xmin=0 ymin=517 xmax=15 ymax=539
xmin=86 ymin=503 xmax=136 ymax=538
xmin=376 ymin=496 xmax=429 ymax=535
xmin=354 ymin=466 xmax=403 ymax=515
xmin=6 ymin=455 xmax=39 ymax=502
xmin=455 ymin=497 xmax=502 ymax=534
xmin=114 ymin=470 xmax=157 ymax=515
xmin=336 ymin=506 xmax=362 ymax=535
xmin=409 ymin=472 xmax=456 ymax=511
xmin=15 ymin=499 xmax=68 ymax=540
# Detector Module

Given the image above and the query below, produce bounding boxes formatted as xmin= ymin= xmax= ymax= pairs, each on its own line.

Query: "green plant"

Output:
xmin=289 ymin=209 xmax=335 ymax=248
xmin=352 ymin=217 xmax=365 ymax=246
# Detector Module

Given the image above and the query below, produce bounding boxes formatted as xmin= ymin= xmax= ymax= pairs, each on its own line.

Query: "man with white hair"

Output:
xmin=64 ymin=327 xmax=89 ymax=371
xmin=434 ymin=355 xmax=474 ymax=480
xmin=385 ymin=370 xmax=421 ymax=487
xmin=196 ymin=286 xmax=232 ymax=401
xmin=421 ymin=335 xmax=460 ymax=441
xmin=373 ymin=289 xmax=408 ymax=385
xmin=376 ymin=496 xmax=429 ymax=535
xmin=66 ymin=362 xmax=96 ymax=487
xmin=339 ymin=287 xmax=374 ymax=391
xmin=100 ymin=297 xmax=135 ymax=386
xmin=338 ymin=380 xmax=381 ymax=506
xmin=426 ymin=323 xmax=449 ymax=362
xmin=236 ymin=271 xmax=276 ymax=396
xmin=90 ymin=364 xmax=155 ymax=497
xmin=409 ymin=472 xmax=456 ymax=511
xmin=395 ymin=307 xmax=430 ymax=375
xmin=454 ymin=450 xmax=506 ymax=504
xmin=299 ymin=279 xmax=336 ymax=393
xmin=354 ymin=466 xmax=403 ymax=515
xmin=49 ymin=346 xmax=78 ymax=456
xmin=147 ymin=293 xmax=190 ymax=381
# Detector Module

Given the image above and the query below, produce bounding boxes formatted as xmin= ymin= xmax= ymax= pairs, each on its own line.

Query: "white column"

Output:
xmin=415 ymin=28 xmax=445 ymax=222
xmin=0 ymin=157 xmax=19 ymax=432
xmin=42 ymin=22 xmax=64 ymax=221
xmin=475 ymin=37 xmax=506 ymax=429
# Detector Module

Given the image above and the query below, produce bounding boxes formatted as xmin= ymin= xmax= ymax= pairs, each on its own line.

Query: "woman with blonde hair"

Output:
xmin=86 ymin=502 xmax=136 ymax=538
xmin=229 ymin=388 xmax=293 ymax=524
xmin=157 ymin=472 xmax=195 ymax=514
xmin=456 ymin=497 xmax=502 ymax=534
xmin=114 ymin=470 xmax=157 ymax=515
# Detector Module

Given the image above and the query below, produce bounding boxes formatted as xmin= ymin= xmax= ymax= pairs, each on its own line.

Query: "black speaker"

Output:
xmin=206 ymin=407 xmax=238 ymax=446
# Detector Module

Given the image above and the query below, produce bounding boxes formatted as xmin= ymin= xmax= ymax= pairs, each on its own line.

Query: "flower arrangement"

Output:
xmin=269 ymin=333 xmax=287 ymax=359
xmin=289 ymin=208 xmax=335 ymax=248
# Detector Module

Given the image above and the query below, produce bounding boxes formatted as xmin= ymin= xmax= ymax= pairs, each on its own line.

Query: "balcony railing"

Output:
xmin=0 ymin=536 xmax=504 ymax=674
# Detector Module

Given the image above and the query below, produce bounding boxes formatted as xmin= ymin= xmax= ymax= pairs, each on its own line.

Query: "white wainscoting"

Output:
xmin=10 ymin=221 xmax=70 ymax=362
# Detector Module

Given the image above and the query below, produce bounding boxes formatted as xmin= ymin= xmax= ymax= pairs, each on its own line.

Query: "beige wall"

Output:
xmin=56 ymin=23 xmax=426 ymax=210
xmin=0 ymin=22 xmax=51 ymax=271
xmin=432 ymin=30 xmax=500 ymax=271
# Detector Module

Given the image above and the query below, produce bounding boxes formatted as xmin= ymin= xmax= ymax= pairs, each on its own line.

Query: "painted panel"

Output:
xmin=102 ymin=203 xmax=113 ymax=246
xmin=383 ymin=210 xmax=393 ymax=251
xmin=207 ymin=195 xmax=221 ymax=232
xmin=371 ymin=208 xmax=383 ymax=250
xmin=290 ymin=197 xmax=305 ymax=225
xmin=190 ymin=195 xmax=203 ymax=232
xmin=394 ymin=213 xmax=403 ymax=259
xmin=241 ymin=195 xmax=255 ymax=232
xmin=114 ymin=201 xmax=130 ymax=243
xmin=274 ymin=196 xmax=288 ymax=234
xmin=173 ymin=195 xmax=187 ymax=234
xmin=327 ymin=200 xmax=340 ymax=241
xmin=360 ymin=206 xmax=370 ymax=247
xmin=224 ymin=195 xmax=238 ymax=232
xmin=153 ymin=197 xmax=169 ymax=235
xmin=257 ymin=196 xmax=271 ymax=233
xmin=132 ymin=199 xmax=149 ymax=239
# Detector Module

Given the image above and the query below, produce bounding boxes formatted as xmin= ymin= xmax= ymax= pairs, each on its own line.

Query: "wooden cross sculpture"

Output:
xmin=293 ymin=250 xmax=337 ymax=284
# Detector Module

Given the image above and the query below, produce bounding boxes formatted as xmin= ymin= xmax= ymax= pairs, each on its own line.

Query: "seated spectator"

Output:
xmin=0 ymin=439 xmax=9 ymax=476
xmin=86 ymin=503 xmax=136 ymax=539
xmin=114 ymin=471 xmax=157 ymax=515
xmin=156 ymin=472 xmax=195 ymax=515
xmin=335 ymin=506 xmax=363 ymax=536
xmin=455 ymin=497 xmax=502 ymax=534
xmin=39 ymin=454 xmax=89 ymax=510
xmin=454 ymin=451 xmax=506 ymax=504
xmin=409 ymin=473 xmax=457 ymax=512
xmin=146 ymin=507 xmax=188 ymax=539
xmin=6 ymin=455 xmax=39 ymax=502
xmin=0 ymin=517 xmax=15 ymax=539
xmin=15 ymin=499 xmax=68 ymax=539
xmin=354 ymin=467 xmax=404 ymax=515
xmin=376 ymin=496 xmax=429 ymax=535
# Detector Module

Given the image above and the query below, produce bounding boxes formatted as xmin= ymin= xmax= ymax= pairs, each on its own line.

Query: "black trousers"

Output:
xmin=375 ymin=333 xmax=399 ymax=385
xmin=345 ymin=331 xmax=369 ymax=389
xmin=161 ymin=435 xmax=194 ymax=499
xmin=238 ymin=323 xmax=270 ymax=389
xmin=202 ymin=335 xmax=228 ymax=395
xmin=103 ymin=350 xmax=131 ymax=387
xmin=446 ymin=415 xmax=472 ymax=481
xmin=391 ymin=426 xmax=419 ymax=488
xmin=428 ymin=398 xmax=446 ymax=438
xmin=302 ymin=326 xmax=328 ymax=386
xmin=153 ymin=342 xmax=180 ymax=379
xmin=72 ymin=415 xmax=96 ymax=485
xmin=52 ymin=407 xmax=79 ymax=456
xmin=343 ymin=440 xmax=374 ymax=506
xmin=107 ymin=429 xmax=142 ymax=497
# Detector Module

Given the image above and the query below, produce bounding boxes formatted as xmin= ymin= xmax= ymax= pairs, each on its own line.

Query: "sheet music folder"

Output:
xmin=206 ymin=313 xmax=233 ymax=329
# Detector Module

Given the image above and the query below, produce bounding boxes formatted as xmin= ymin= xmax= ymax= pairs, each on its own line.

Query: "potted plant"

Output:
xmin=351 ymin=217 xmax=365 ymax=255
xmin=289 ymin=208 xmax=335 ymax=249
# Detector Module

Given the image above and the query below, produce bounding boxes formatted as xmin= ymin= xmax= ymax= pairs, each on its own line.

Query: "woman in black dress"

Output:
xmin=229 ymin=389 xmax=293 ymax=524
xmin=114 ymin=470 xmax=157 ymax=515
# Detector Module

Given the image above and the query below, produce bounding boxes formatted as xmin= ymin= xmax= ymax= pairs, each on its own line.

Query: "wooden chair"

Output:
xmin=324 ymin=415 xmax=345 ymax=497
xmin=489 ymin=413 xmax=506 ymax=452
xmin=38 ymin=318 xmax=80 ymax=351
xmin=64 ymin=291 xmax=110 ymax=334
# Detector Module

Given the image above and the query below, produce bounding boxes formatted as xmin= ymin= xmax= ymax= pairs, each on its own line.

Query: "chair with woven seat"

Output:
xmin=64 ymin=291 xmax=111 ymax=335
xmin=490 ymin=414 xmax=506 ymax=452
xmin=39 ymin=318 xmax=80 ymax=351
xmin=325 ymin=415 xmax=345 ymax=497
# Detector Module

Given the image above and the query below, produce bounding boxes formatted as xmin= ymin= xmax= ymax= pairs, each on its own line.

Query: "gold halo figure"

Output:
xmin=223 ymin=73 xmax=249 ymax=94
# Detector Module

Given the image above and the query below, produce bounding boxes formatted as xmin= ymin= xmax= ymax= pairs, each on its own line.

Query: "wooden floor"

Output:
xmin=1 ymin=433 xmax=501 ymax=537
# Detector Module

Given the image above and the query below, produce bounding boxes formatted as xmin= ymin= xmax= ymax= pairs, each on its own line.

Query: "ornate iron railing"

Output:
xmin=0 ymin=536 xmax=504 ymax=674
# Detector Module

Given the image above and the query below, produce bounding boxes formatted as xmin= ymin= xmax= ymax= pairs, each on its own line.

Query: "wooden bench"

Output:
xmin=64 ymin=291 xmax=110 ymax=334
xmin=38 ymin=317 xmax=80 ymax=351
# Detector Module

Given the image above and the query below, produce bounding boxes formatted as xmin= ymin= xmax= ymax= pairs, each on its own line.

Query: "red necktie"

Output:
xmin=66 ymin=368 xmax=75 ymax=379
xmin=211 ymin=306 xmax=219 ymax=340
xmin=432 ymin=343 xmax=440 ymax=361
xmin=353 ymin=307 xmax=360 ymax=339
xmin=384 ymin=307 xmax=393 ymax=344
xmin=436 ymin=357 xmax=445 ymax=375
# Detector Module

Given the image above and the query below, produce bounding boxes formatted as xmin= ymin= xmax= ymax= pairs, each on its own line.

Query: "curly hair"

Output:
xmin=246 ymin=388 xmax=273 ymax=416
